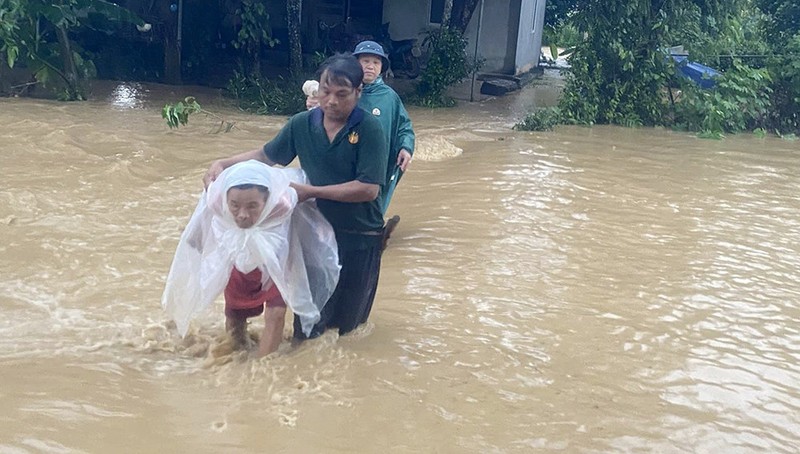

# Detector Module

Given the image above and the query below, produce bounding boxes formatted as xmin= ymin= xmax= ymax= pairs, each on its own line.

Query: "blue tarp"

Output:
xmin=670 ymin=55 xmax=721 ymax=89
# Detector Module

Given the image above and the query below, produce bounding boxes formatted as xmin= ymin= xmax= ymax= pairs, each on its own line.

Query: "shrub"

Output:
xmin=513 ymin=108 xmax=563 ymax=131
xmin=542 ymin=22 xmax=580 ymax=49
xmin=410 ymin=27 xmax=481 ymax=108
xmin=673 ymin=59 xmax=772 ymax=136
xmin=764 ymin=32 xmax=800 ymax=134
xmin=226 ymin=71 xmax=307 ymax=115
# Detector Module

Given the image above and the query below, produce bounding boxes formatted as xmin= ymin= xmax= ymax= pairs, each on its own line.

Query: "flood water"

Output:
xmin=2 ymin=77 xmax=800 ymax=453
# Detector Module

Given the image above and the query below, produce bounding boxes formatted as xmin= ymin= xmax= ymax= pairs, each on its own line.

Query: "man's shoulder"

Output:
xmin=355 ymin=108 xmax=384 ymax=132
xmin=278 ymin=110 xmax=319 ymax=139
xmin=287 ymin=109 xmax=312 ymax=126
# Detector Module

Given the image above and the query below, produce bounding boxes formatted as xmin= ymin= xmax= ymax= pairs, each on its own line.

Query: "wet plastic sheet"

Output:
xmin=161 ymin=161 xmax=340 ymax=337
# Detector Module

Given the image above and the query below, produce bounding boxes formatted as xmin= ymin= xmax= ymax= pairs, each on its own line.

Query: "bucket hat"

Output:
xmin=353 ymin=40 xmax=390 ymax=69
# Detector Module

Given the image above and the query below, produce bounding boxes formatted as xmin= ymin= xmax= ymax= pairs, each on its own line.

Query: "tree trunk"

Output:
xmin=249 ymin=41 xmax=262 ymax=78
xmin=156 ymin=0 xmax=181 ymax=84
xmin=164 ymin=33 xmax=182 ymax=84
xmin=287 ymin=0 xmax=303 ymax=74
xmin=55 ymin=24 xmax=81 ymax=98
xmin=449 ymin=0 xmax=481 ymax=33
xmin=442 ymin=0 xmax=454 ymax=27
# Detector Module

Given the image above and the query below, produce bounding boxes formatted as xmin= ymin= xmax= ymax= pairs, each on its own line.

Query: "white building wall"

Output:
xmin=382 ymin=0 xmax=545 ymax=75
xmin=383 ymin=0 xmax=515 ymax=73
xmin=463 ymin=0 xmax=517 ymax=73
xmin=382 ymin=0 xmax=433 ymax=40
xmin=515 ymin=0 xmax=546 ymax=73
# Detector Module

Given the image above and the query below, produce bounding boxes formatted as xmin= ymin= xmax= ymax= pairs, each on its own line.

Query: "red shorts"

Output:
xmin=224 ymin=267 xmax=285 ymax=319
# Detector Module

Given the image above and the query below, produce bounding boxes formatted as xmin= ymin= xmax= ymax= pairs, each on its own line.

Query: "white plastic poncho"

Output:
xmin=161 ymin=160 xmax=340 ymax=337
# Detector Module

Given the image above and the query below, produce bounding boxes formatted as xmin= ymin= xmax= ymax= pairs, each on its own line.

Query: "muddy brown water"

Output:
xmin=1 ymin=76 xmax=800 ymax=452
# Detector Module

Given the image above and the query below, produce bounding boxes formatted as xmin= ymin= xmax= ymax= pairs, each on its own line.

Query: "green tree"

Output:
xmin=757 ymin=0 xmax=800 ymax=46
xmin=545 ymin=0 xmax=577 ymax=29
xmin=758 ymin=0 xmax=800 ymax=133
xmin=558 ymin=0 xmax=760 ymax=127
xmin=447 ymin=0 xmax=481 ymax=33
xmin=0 ymin=0 xmax=141 ymax=100
xmin=674 ymin=59 xmax=772 ymax=136
xmin=287 ymin=0 xmax=302 ymax=74
xmin=542 ymin=0 xmax=580 ymax=58
xmin=559 ymin=1 xmax=676 ymax=126
xmin=411 ymin=26 xmax=480 ymax=107
xmin=232 ymin=0 xmax=278 ymax=78
xmin=0 ymin=0 xmax=24 ymax=69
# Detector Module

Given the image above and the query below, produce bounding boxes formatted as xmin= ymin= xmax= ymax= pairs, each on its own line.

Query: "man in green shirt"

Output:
xmin=203 ymin=54 xmax=389 ymax=340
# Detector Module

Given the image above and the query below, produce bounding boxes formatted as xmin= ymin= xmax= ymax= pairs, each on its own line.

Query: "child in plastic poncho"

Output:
xmin=303 ymin=79 xmax=320 ymax=110
xmin=161 ymin=160 xmax=340 ymax=357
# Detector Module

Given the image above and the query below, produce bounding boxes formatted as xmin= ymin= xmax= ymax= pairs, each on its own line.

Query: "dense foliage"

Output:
xmin=410 ymin=26 xmax=481 ymax=108
xmin=542 ymin=0 xmax=579 ymax=51
xmin=758 ymin=0 xmax=799 ymax=45
xmin=513 ymin=107 xmax=562 ymax=131
xmin=673 ymin=60 xmax=773 ymax=138
xmin=551 ymin=0 xmax=800 ymax=136
xmin=757 ymin=0 xmax=800 ymax=135
xmin=0 ymin=0 xmax=141 ymax=99
xmin=559 ymin=1 xmax=677 ymax=127
xmin=226 ymin=71 xmax=307 ymax=115
xmin=232 ymin=0 xmax=278 ymax=78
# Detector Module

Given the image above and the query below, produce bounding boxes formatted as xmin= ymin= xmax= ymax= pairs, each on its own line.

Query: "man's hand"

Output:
xmin=290 ymin=182 xmax=314 ymax=203
xmin=203 ymin=160 xmax=225 ymax=189
xmin=202 ymin=149 xmax=277 ymax=189
xmin=397 ymin=149 xmax=412 ymax=172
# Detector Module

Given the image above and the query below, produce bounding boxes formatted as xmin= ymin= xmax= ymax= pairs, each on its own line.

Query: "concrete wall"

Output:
xmin=463 ymin=0 xmax=518 ymax=73
xmin=382 ymin=0 xmax=436 ymax=40
xmin=383 ymin=0 xmax=517 ymax=74
xmin=383 ymin=0 xmax=544 ymax=75
xmin=514 ymin=0 xmax=546 ymax=74
xmin=297 ymin=0 xmax=545 ymax=75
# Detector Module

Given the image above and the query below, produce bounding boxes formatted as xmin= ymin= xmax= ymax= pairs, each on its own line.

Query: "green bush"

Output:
xmin=668 ymin=5 xmax=770 ymax=73
xmin=524 ymin=0 xmax=797 ymax=137
xmin=232 ymin=0 xmax=278 ymax=77
xmin=410 ymin=27 xmax=481 ymax=108
xmin=673 ymin=60 xmax=772 ymax=136
xmin=764 ymin=33 xmax=800 ymax=134
xmin=542 ymin=22 xmax=580 ymax=49
xmin=226 ymin=71 xmax=307 ymax=115
xmin=558 ymin=1 xmax=672 ymax=127
xmin=513 ymin=108 xmax=562 ymax=131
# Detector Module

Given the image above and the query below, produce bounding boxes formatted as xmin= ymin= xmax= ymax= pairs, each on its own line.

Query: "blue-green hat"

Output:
xmin=353 ymin=40 xmax=389 ymax=69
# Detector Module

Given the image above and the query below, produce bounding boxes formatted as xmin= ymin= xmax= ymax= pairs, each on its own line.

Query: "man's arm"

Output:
xmin=203 ymin=149 xmax=277 ymax=189
xmin=291 ymin=180 xmax=379 ymax=203
xmin=203 ymin=113 xmax=302 ymax=188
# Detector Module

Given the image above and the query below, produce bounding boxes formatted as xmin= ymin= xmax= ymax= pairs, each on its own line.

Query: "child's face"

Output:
xmin=227 ymin=187 xmax=267 ymax=229
xmin=358 ymin=55 xmax=383 ymax=84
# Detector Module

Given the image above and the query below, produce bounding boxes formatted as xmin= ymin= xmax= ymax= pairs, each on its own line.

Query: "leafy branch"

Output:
xmin=161 ymin=96 xmax=237 ymax=133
